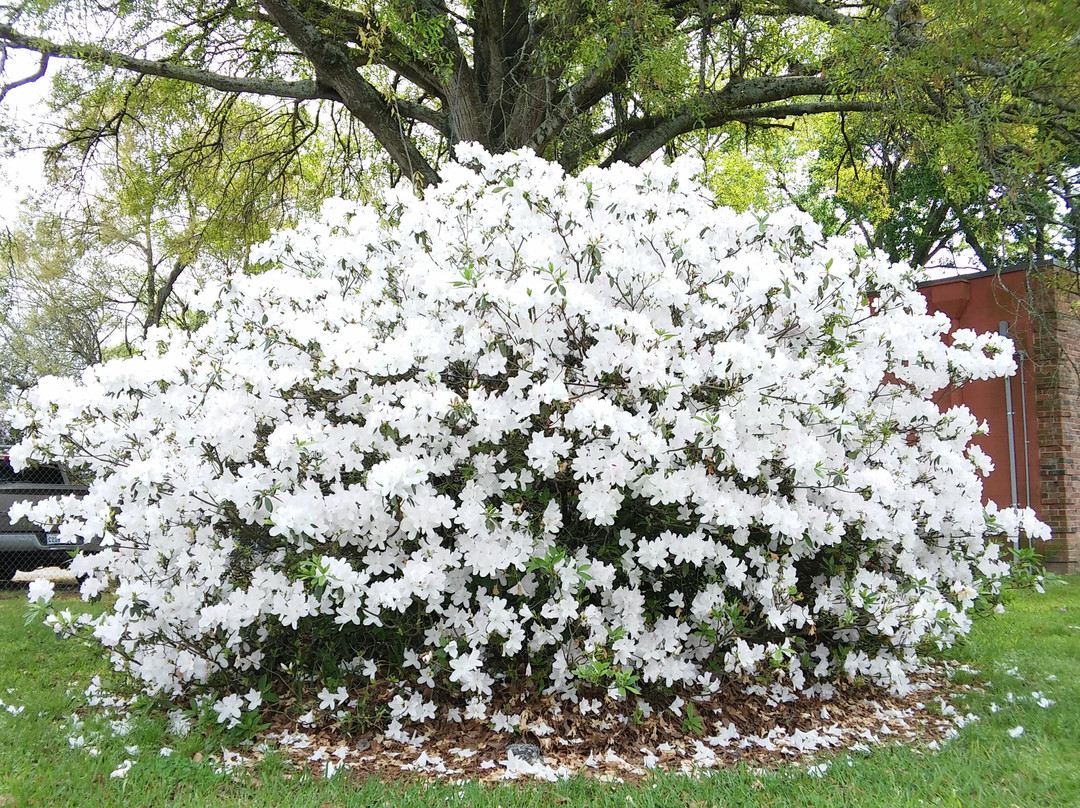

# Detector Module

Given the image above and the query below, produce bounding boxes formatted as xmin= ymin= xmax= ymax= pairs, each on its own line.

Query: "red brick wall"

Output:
xmin=921 ymin=264 xmax=1079 ymax=574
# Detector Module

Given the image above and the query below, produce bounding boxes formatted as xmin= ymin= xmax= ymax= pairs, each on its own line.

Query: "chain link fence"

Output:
xmin=1 ymin=452 xmax=88 ymax=584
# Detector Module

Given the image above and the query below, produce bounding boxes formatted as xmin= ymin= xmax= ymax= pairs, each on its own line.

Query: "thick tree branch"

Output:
xmin=393 ymin=99 xmax=449 ymax=135
xmin=479 ymin=0 xmax=545 ymax=150
xmin=884 ymin=0 xmax=921 ymax=46
xmin=955 ymin=208 xmax=1000 ymax=270
xmin=415 ymin=0 xmax=470 ymax=67
xmin=603 ymin=76 xmax=865 ymax=166
xmin=527 ymin=26 xmax=637 ymax=155
xmin=1 ymin=19 xmax=447 ymax=153
xmin=785 ymin=0 xmax=854 ymax=27
xmin=295 ymin=0 xmax=447 ymax=99
xmin=146 ymin=257 xmax=188 ymax=334
xmin=969 ymin=58 xmax=1080 ymax=115
xmin=562 ymin=100 xmax=878 ymax=171
xmin=0 ymin=23 xmax=335 ymax=103
xmin=728 ymin=100 xmax=881 ymax=121
xmin=406 ymin=0 xmax=483 ymax=144
xmin=257 ymin=0 xmax=440 ymax=187
xmin=909 ymin=200 xmax=950 ymax=267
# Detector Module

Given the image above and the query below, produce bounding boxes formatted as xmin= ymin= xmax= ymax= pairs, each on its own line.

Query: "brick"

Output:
xmin=921 ymin=263 xmax=1080 ymax=573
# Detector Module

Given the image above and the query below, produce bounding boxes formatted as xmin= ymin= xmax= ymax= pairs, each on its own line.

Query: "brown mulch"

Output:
xmin=234 ymin=665 xmax=976 ymax=783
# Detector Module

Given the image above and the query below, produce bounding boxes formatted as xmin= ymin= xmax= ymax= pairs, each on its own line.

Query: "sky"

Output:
xmin=0 ymin=51 xmax=55 ymax=227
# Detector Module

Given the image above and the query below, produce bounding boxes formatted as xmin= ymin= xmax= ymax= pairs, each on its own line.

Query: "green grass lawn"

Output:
xmin=1 ymin=578 xmax=1077 ymax=807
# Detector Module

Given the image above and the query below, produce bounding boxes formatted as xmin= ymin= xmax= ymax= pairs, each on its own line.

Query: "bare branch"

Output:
xmin=0 ymin=51 xmax=48 ymax=104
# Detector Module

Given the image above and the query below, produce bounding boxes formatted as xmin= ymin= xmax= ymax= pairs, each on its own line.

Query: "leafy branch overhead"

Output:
xmin=2 ymin=0 xmax=1075 ymax=187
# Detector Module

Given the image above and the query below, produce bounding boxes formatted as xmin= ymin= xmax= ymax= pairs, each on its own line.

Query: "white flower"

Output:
xmin=26 ymin=579 xmax=54 ymax=604
xmin=5 ymin=146 xmax=1035 ymax=723
xmin=464 ymin=698 xmax=488 ymax=721
xmin=1008 ymin=726 xmax=1025 ymax=738
xmin=367 ymin=457 xmax=427 ymax=497
xmin=491 ymin=711 xmax=521 ymax=732
xmin=525 ymin=434 xmax=571 ymax=477
xmin=168 ymin=710 xmax=192 ymax=737
xmin=213 ymin=694 xmax=245 ymax=728
xmin=668 ymin=695 xmax=685 ymax=717
xmin=577 ymin=699 xmax=600 ymax=716
xmin=448 ymin=648 xmax=486 ymax=693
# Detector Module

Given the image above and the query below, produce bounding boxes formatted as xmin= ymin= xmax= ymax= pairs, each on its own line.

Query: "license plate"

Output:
xmin=45 ymin=533 xmax=66 ymax=546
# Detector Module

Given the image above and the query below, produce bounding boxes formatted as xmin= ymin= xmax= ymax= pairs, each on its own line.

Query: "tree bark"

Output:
xmin=258 ymin=0 xmax=441 ymax=186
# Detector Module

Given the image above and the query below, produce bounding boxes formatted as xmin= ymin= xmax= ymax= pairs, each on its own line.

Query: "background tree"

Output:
xmin=0 ymin=78 xmax=346 ymax=404
xmin=786 ymin=0 xmax=1080 ymax=270
xmin=0 ymin=218 xmax=110 ymax=396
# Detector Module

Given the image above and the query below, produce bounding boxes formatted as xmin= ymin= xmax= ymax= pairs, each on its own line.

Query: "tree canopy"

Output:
xmin=2 ymin=1 xmax=1074 ymax=189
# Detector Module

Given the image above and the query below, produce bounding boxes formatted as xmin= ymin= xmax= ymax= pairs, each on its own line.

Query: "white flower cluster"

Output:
xmin=9 ymin=147 xmax=1045 ymax=723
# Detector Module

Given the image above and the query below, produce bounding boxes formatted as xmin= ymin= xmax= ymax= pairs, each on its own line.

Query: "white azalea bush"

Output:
xmin=10 ymin=148 xmax=1043 ymax=731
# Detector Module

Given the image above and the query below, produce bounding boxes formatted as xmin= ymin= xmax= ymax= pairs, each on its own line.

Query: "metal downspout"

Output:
xmin=1018 ymin=345 xmax=1032 ymax=548
xmin=1000 ymin=322 xmax=1021 ymax=551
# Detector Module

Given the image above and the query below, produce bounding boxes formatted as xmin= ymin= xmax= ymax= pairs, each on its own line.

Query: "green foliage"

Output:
xmin=0 ymin=76 xmax=356 ymax=406
xmin=793 ymin=0 xmax=1080 ymax=268
xmin=571 ymin=627 xmax=642 ymax=699
xmin=1002 ymin=545 xmax=1051 ymax=592
xmin=680 ymin=700 xmax=704 ymax=735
